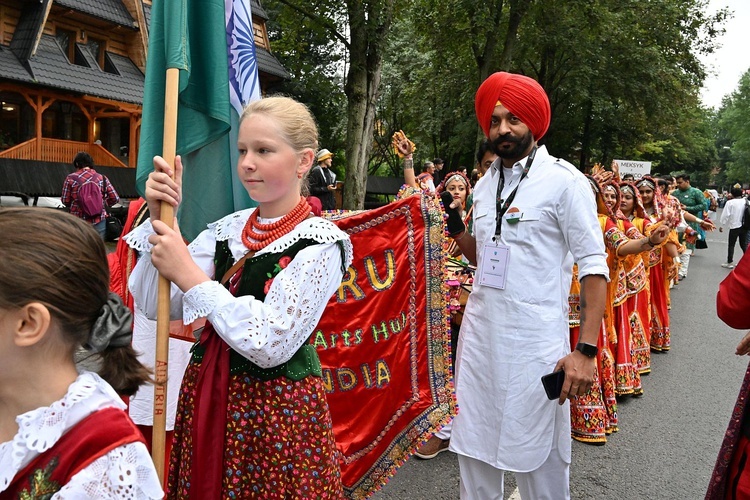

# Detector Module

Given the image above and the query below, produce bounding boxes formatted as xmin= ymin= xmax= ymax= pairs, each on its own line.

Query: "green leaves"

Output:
xmin=718 ymin=69 xmax=750 ymax=183
xmin=265 ymin=0 xmax=735 ymax=196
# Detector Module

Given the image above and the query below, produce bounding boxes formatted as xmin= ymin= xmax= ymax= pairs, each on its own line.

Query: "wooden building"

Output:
xmin=0 ymin=0 xmax=288 ymax=201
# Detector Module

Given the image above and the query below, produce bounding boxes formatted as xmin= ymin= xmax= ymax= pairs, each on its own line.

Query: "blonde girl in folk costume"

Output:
xmin=0 ymin=208 xmax=161 ymax=499
xmin=127 ymin=96 xmax=352 ymax=499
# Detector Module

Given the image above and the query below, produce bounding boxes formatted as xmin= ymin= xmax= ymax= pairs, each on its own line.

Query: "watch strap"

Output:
xmin=575 ymin=342 xmax=598 ymax=358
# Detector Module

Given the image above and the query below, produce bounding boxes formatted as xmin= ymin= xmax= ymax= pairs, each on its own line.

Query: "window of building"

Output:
xmin=88 ymin=37 xmax=105 ymax=68
xmin=55 ymin=28 xmax=75 ymax=61
xmin=72 ymin=45 xmax=89 ymax=67
xmin=42 ymin=101 xmax=86 ymax=142
xmin=55 ymin=27 xmax=88 ymax=67
xmin=88 ymin=38 xmax=101 ymax=64
xmin=103 ymin=53 xmax=120 ymax=75
xmin=0 ymin=92 xmax=33 ymax=150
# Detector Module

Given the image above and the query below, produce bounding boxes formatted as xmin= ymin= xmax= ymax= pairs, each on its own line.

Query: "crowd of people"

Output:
xmin=1 ymin=70 xmax=749 ymax=500
xmin=381 ymin=75 xmax=748 ymax=496
xmin=564 ymin=170 xmax=716 ymax=443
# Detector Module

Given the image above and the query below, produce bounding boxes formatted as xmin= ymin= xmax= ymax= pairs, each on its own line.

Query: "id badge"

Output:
xmin=478 ymin=241 xmax=511 ymax=290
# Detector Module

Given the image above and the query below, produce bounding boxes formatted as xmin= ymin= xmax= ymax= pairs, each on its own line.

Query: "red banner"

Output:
xmin=319 ymin=195 xmax=456 ymax=498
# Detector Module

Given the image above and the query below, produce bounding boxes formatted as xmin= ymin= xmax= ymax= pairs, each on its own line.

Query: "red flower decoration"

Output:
xmin=264 ymin=255 xmax=293 ymax=295
xmin=264 ymin=278 xmax=274 ymax=294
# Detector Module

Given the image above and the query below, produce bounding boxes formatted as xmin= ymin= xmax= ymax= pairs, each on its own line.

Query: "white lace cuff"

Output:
xmin=183 ymin=280 xmax=234 ymax=324
xmin=123 ymin=219 xmax=155 ymax=253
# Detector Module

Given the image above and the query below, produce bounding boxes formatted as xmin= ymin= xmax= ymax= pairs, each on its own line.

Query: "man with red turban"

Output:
xmin=447 ymin=72 xmax=609 ymax=498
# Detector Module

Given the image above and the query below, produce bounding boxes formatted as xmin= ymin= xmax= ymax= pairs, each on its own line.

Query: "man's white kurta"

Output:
xmin=449 ymin=146 xmax=608 ymax=472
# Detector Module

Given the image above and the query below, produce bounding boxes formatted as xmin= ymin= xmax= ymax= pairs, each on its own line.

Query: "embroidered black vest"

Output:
xmin=192 ymin=238 xmax=331 ymax=381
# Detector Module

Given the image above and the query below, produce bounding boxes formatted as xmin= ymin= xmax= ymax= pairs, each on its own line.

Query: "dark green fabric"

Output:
xmin=192 ymin=238 xmax=323 ymax=381
xmin=136 ymin=0 xmax=255 ymax=241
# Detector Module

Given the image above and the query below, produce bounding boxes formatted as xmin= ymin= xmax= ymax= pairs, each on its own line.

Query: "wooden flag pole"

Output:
xmin=152 ymin=67 xmax=180 ymax=482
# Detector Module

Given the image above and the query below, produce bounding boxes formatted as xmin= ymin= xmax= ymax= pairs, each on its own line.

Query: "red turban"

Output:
xmin=474 ymin=72 xmax=551 ymax=140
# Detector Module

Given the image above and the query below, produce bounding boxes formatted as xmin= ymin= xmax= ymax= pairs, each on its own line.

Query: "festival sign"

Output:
xmin=614 ymin=159 xmax=652 ymax=180
xmin=319 ymin=194 xmax=456 ymax=498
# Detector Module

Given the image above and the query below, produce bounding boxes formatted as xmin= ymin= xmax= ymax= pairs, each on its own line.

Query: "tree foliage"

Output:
xmin=512 ymin=0 xmax=727 ymax=173
xmin=264 ymin=0 xmax=348 ymax=179
xmin=263 ymin=0 xmax=733 ymax=198
xmin=266 ymin=0 xmax=395 ymax=209
xmin=718 ymin=68 xmax=750 ymax=185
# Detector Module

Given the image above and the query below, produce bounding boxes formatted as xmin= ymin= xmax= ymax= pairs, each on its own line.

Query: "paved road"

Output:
xmin=374 ymin=220 xmax=747 ymax=499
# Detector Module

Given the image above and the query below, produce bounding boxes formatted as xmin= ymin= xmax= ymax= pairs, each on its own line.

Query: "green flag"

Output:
xmin=137 ymin=0 xmax=256 ymax=241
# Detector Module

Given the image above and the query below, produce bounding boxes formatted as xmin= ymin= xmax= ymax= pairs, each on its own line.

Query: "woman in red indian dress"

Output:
xmin=569 ymin=176 xmax=669 ymax=444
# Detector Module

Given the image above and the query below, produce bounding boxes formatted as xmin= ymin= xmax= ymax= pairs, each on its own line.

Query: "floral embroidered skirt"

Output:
xmin=613 ymin=303 xmax=641 ymax=396
xmin=167 ymin=363 xmax=343 ymax=499
xmin=569 ymin=325 xmax=617 ymax=443
xmin=648 ymin=265 xmax=671 ymax=351
xmin=628 ymin=290 xmax=652 ymax=375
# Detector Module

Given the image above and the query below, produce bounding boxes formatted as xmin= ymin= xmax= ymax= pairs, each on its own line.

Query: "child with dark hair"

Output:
xmin=0 ymin=208 xmax=161 ymax=498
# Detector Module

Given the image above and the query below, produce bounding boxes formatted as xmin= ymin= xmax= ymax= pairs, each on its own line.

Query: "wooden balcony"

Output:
xmin=0 ymin=138 xmax=128 ymax=168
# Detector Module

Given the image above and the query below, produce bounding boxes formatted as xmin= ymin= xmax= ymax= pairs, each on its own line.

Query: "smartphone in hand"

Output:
xmin=541 ymin=369 xmax=565 ymax=400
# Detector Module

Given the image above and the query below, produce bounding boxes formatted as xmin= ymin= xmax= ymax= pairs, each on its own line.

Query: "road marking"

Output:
xmin=509 ymin=487 xmax=521 ymax=499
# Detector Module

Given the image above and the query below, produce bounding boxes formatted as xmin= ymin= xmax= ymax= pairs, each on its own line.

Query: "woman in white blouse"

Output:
xmin=127 ymin=97 xmax=352 ymax=498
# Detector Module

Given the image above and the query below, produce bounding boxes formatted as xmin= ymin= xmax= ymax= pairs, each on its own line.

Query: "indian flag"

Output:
xmin=136 ymin=0 xmax=261 ymax=241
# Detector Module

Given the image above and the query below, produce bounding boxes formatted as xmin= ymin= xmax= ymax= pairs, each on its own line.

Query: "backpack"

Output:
xmin=78 ymin=175 xmax=104 ymax=217
xmin=742 ymin=198 xmax=750 ymax=231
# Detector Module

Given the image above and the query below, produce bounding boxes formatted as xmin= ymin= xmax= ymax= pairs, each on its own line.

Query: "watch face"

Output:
xmin=576 ymin=342 xmax=597 ymax=357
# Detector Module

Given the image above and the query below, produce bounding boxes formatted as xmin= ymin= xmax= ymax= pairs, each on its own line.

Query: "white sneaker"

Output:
xmin=721 ymin=262 xmax=735 ymax=269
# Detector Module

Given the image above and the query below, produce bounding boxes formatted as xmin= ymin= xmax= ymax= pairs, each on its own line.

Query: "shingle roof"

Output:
xmin=0 ymin=45 xmax=34 ymax=83
xmin=256 ymin=46 xmax=290 ymax=80
xmin=55 ymin=0 xmax=137 ymax=29
xmin=9 ymin=0 xmax=50 ymax=61
xmin=2 ymin=37 xmax=288 ymax=101
xmin=142 ymin=1 xmax=151 ymax=34
xmin=1 ymin=2 xmax=288 ymax=102
xmin=251 ymin=0 xmax=268 ymax=20
xmin=22 ymin=35 xmax=144 ymax=104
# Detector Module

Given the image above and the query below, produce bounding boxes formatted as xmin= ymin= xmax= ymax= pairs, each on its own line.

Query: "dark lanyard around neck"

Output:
xmin=494 ymin=146 xmax=537 ymax=240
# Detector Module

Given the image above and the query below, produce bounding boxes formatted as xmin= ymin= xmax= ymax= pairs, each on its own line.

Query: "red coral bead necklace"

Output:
xmin=241 ymin=197 xmax=312 ymax=251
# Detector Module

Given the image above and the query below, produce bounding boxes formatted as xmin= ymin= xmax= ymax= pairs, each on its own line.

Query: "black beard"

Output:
xmin=490 ymin=131 xmax=533 ymax=160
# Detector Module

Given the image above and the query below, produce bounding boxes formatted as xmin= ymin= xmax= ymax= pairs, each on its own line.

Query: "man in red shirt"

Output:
xmin=61 ymin=152 xmax=119 ymax=239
